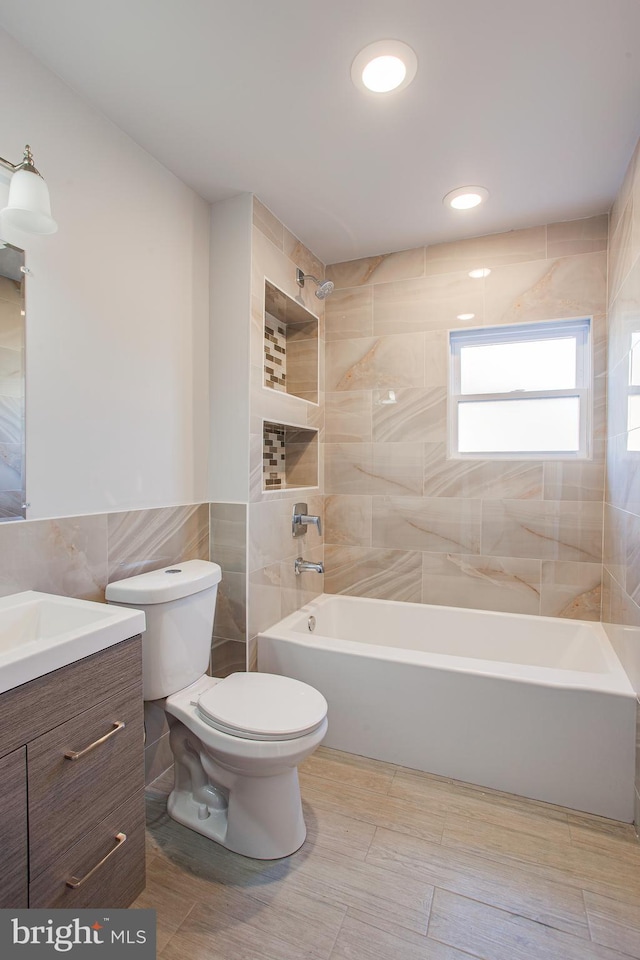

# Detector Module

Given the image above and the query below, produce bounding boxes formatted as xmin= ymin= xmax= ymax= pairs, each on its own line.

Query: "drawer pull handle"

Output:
xmin=64 ymin=721 xmax=126 ymax=761
xmin=65 ymin=832 xmax=127 ymax=889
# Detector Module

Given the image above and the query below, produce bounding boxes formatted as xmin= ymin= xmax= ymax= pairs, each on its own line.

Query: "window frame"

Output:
xmin=448 ymin=317 xmax=593 ymax=461
xmin=626 ymin=332 xmax=640 ymax=450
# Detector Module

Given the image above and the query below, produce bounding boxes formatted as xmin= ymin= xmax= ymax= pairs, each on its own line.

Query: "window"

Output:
xmin=449 ymin=318 xmax=592 ymax=459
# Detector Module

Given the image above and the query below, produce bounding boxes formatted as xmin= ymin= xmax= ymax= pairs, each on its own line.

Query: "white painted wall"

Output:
xmin=0 ymin=28 xmax=210 ymax=518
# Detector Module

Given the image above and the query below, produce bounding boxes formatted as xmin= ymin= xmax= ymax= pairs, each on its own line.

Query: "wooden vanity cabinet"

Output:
xmin=0 ymin=636 xmax=145 ymax=909
xmin=0 ymin=748 xmax=28 ymax=907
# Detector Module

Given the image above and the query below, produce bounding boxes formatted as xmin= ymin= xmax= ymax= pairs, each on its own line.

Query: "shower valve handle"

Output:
xmin=298 ymin=514 xmax=322 ymax=534
xmin=292 ymin=503 xmax=322 ymax=538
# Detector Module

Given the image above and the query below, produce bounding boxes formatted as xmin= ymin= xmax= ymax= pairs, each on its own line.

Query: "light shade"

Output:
xmin=351 ymin=40 xmax=418 ymax=94
xmin=1 ymin=168 xmax=57 ymax=235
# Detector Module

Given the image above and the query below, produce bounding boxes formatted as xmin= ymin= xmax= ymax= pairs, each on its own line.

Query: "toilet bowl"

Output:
xmin=166 ymin=673 xmax=327 ymax=858
xmin=105 ymin=560 xmax=328 ymax=859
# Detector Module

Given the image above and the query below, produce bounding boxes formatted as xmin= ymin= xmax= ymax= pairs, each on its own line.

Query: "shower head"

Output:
xmin=296 ymin=268 xmax=335 ymax=300
xmin=314 ymin=279 xmax=335 ymax=300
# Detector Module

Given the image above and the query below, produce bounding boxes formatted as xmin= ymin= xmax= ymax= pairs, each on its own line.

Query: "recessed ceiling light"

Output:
xmin=351 ymin=40 xmax=418 ymax=94
xmin=457 ymin=313 xmax=476 ymax=321
xmin=468 ymin=267 xmax=491 ymax=279
xmin=443 ymin=186 xmax=489 ymax=210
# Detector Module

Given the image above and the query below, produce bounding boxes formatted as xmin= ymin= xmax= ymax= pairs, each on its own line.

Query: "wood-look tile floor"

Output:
xmin=134 ymin=747 xmax=640 ymax=959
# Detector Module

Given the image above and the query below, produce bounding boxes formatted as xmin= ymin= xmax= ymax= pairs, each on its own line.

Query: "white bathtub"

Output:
xmin=258 ymin=594 xmax=637 ymax=821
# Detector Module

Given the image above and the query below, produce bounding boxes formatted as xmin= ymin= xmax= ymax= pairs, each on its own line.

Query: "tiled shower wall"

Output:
xmin=247 ymin=199 xmax=326 ymax=667
xmin=602 ymin=135 xmax=640 ymax=824
xmin=323 ymin=217 xmax=608 ymax=618
xmin=209 ymin=501 xmax=247 ymax=678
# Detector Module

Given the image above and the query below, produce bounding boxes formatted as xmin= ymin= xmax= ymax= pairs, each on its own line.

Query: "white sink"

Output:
xmin=0 ymin=591 xmax=146 ymax=694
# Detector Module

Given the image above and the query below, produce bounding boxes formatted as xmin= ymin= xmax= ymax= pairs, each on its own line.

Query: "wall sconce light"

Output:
xmin=0 ymin=144 xmax=57 ymax=235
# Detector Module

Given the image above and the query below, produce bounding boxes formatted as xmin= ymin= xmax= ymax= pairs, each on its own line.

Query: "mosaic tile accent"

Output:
xmin=263 ymin=280 xmax=319 ymax=402
xmin=263 ymin=421 xmax=286 ymax=488
xmin=261 ymin=422 xmax=319 ymax=491
xmin=264 ymin=311 xmax=287 ymax=391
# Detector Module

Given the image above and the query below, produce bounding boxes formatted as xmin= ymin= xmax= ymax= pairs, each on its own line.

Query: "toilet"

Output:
xmin=105 ymin=559 xmax=328 ymax=859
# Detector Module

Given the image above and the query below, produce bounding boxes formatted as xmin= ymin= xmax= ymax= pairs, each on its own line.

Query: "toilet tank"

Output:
xmin=105 ymin=560 xmax=222 ymax=700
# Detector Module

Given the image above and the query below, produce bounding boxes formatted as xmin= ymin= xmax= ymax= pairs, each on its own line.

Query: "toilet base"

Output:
xmin=168 ymin=787 xmax=228 ymax=846
xmin=168 ymin=720 xmax=308 ymax=859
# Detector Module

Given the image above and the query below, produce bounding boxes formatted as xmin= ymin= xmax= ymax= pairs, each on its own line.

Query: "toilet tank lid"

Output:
xmin=105 ymin=560 xmax=222 ymax=604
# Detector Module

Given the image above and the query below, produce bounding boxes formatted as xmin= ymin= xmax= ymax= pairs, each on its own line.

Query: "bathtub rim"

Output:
xmin=259 ymin=593 xmax=635 ymax=698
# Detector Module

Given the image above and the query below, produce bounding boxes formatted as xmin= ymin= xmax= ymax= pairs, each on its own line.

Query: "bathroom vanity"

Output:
xmin=0 ymin=593 xmax=146 ymax=909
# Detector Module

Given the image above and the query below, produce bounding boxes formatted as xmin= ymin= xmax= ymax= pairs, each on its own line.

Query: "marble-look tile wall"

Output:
xmin=286 ymin=321 xmax=319 ymax=404
xmin=0 ymin=502 xmax=209 ymax=784
xmin=248 ymin=199 xmax=326 ymax=667
xmin=209 ymin=501 xmax=247 ymax=679
xmin=324 ymin=216 xmax=608 ymax=619
xmin=602 ymin=135 xmax=640 ymax=825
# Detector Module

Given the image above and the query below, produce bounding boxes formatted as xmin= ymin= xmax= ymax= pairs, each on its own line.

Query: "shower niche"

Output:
xmin=264 ymin=280 xmax=318 ymax=404
xmin=262 ymin=421 xmax=318 ymax=492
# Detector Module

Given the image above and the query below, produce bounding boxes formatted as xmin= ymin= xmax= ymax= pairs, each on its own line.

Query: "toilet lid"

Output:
xmin=197 ymin=673 xmax=328 ymax=741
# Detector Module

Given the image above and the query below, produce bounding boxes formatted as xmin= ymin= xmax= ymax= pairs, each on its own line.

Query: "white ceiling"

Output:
xmin=1 ymin=0 xmax=640 ymax=264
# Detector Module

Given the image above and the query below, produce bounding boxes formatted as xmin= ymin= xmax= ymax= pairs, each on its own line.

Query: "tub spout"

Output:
xmin=294 ymin=556 xmax=324 ymax=575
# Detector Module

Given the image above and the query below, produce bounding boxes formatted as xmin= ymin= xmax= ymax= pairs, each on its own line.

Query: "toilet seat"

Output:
xmin=196 ymin=672 xmax=328 ymax=741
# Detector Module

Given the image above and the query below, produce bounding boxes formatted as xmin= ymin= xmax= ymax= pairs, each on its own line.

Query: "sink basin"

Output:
xmin=0 ymin=591 xmax=146 ymax=694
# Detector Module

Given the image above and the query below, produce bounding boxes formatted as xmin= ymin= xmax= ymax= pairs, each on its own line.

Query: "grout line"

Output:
xmin=581 ymin=889 xmax=595 ymax=943
xmin=363 ymin=825 xmax=380 ymax=861
xmin=155 ymin=899 xmax=199 ymax=959
xmin=424 ymin=886 xmax=439 ymax=943
xmin=365 ymin=818 xmax=600 ymax=939
xmin=425 ymin=933 xmax=482 ymax=960
xmin=325 ymin=907 xmax=349 ymax=960
xmin=386 ymin=768 xmax=399 ymax=797
xmin=424 ymin=889 xmax=513 ymax=960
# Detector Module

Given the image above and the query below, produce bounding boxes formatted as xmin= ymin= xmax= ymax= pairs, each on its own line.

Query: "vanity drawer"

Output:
xmin=29 ymin=789 xmax=145 ymax=909
xmin=0 ymin=747 xmax=28 ymax=908
xmin=0 ymin=636 xmax=142 ymax=758
xmin=28 ymin=683 xmax=144 ymax=878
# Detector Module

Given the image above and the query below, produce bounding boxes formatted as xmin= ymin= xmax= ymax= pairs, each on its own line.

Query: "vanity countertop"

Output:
xmin=0 ymin=591 xmax=145 ymax=694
